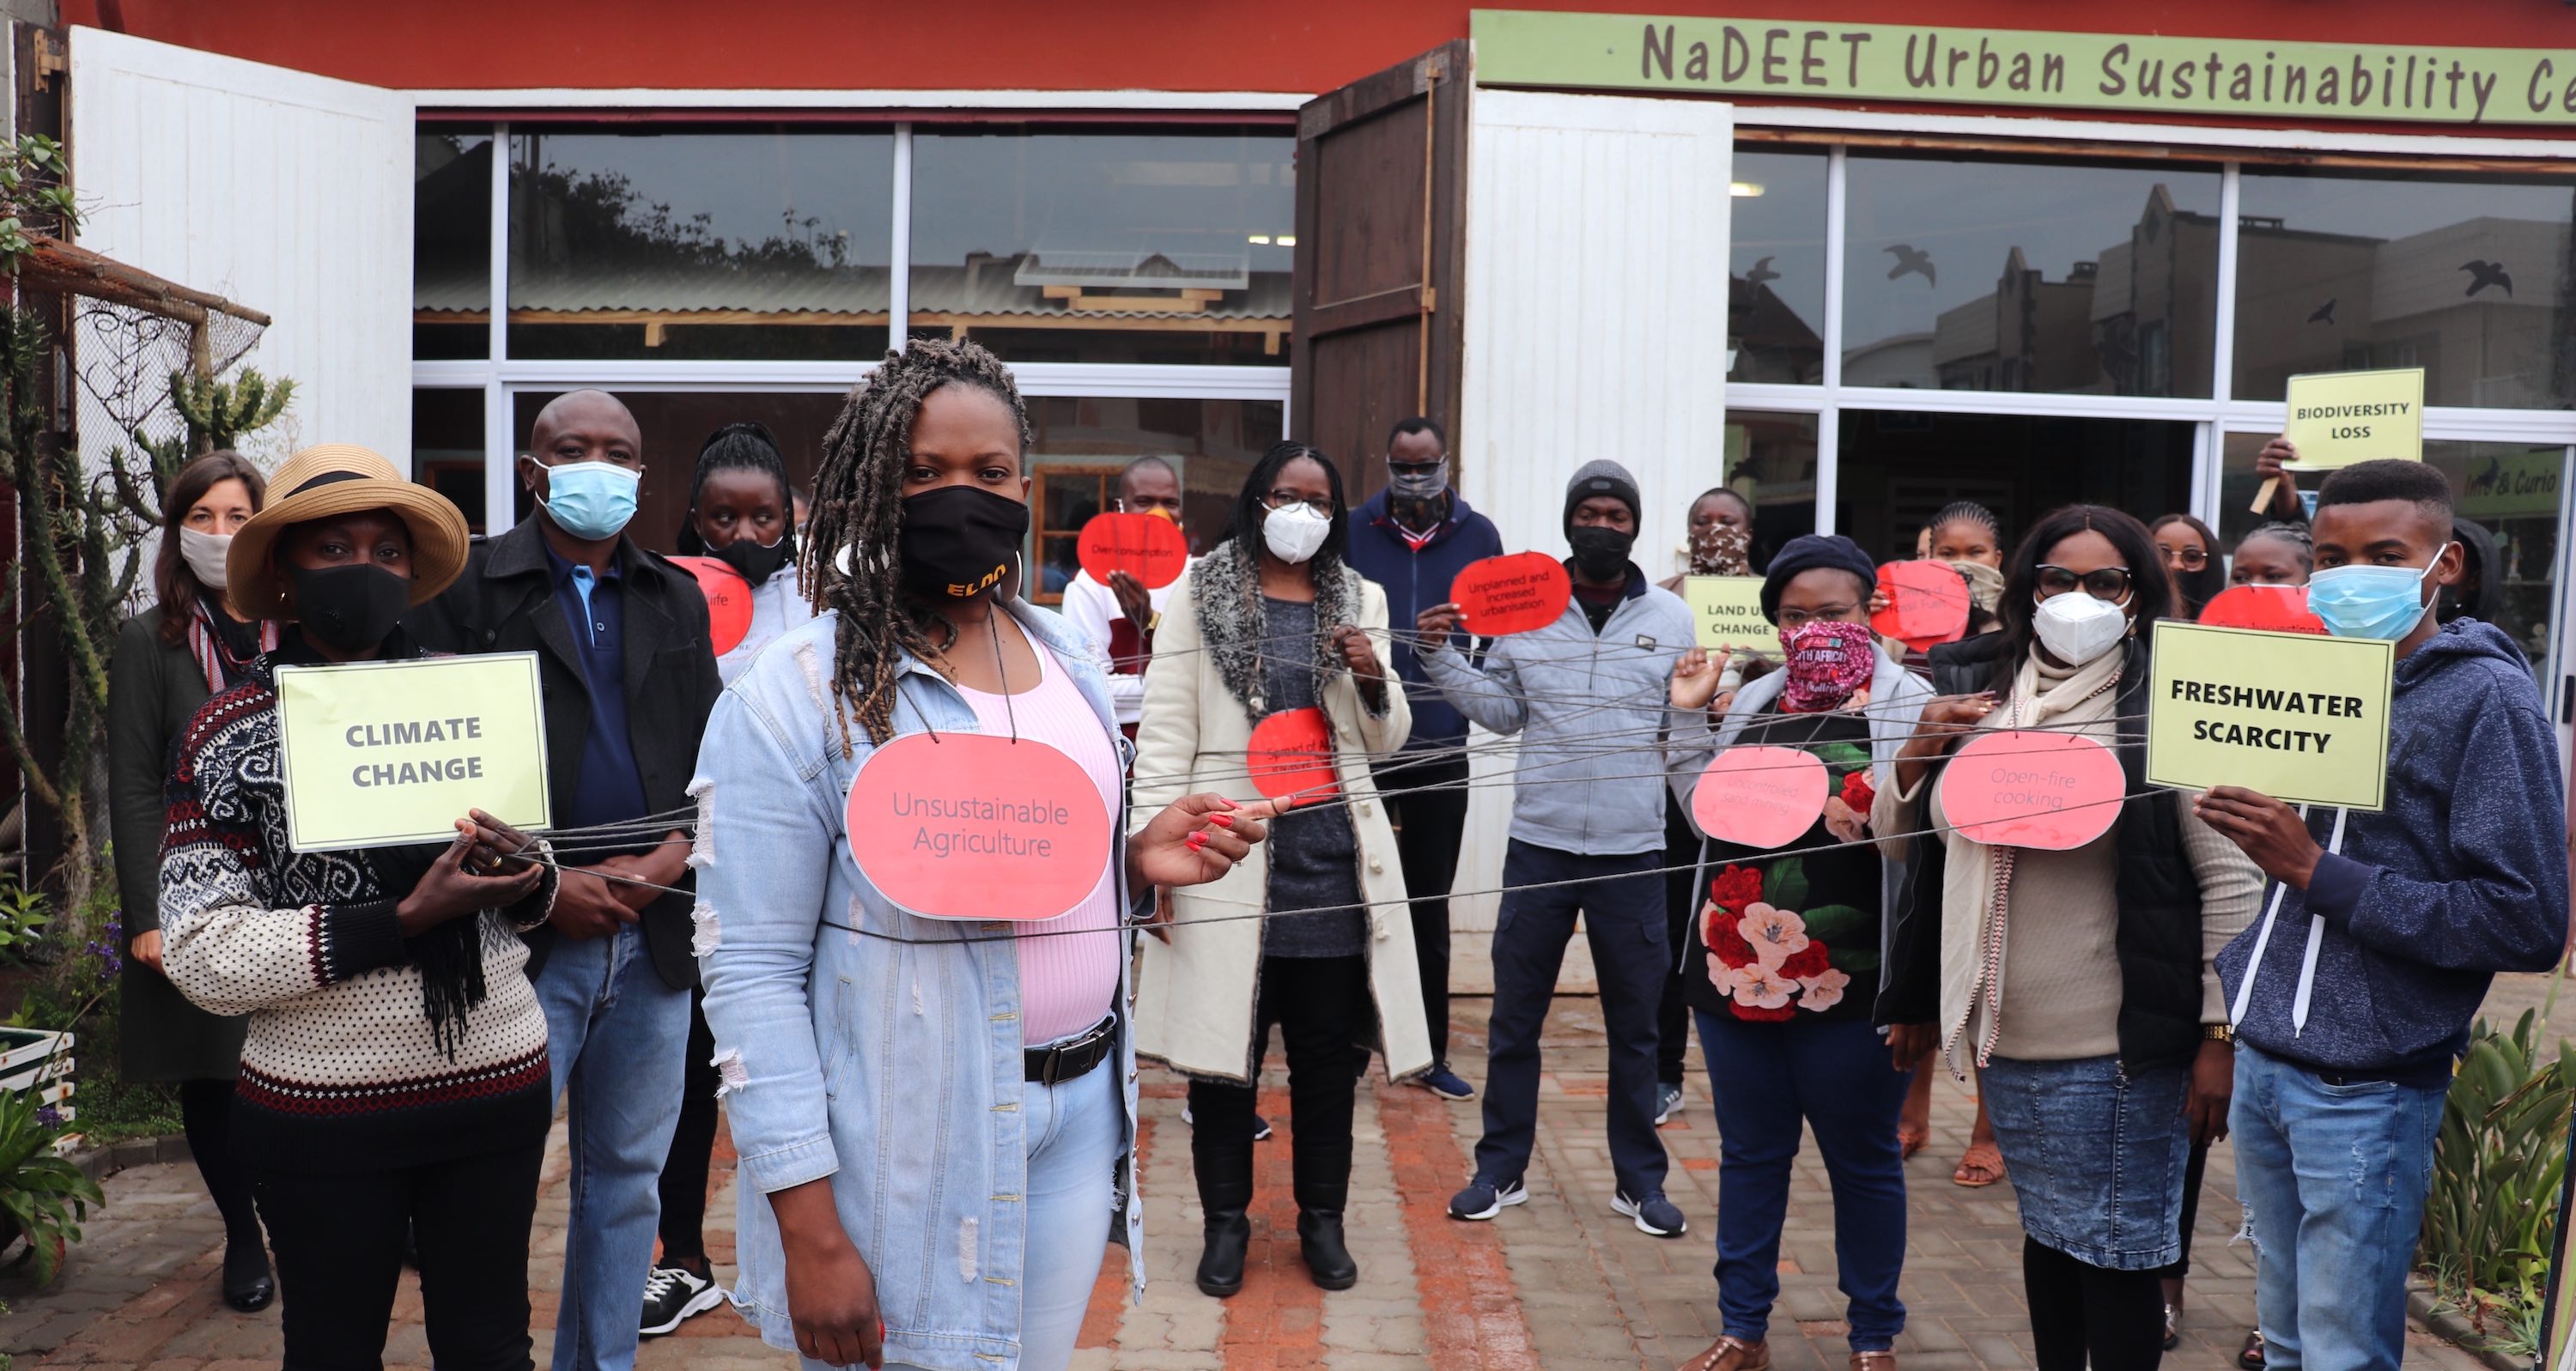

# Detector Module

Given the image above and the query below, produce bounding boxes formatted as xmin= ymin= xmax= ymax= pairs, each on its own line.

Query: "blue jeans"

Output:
xmin=799 ymin=1058 xmax=1120 ymax=1371
xmin=2230 ymin=1044 xmax=2447 ymax=1371
xmin=533 ymin=924 xmax=691 ymax=1371
xmin=1476 ymin=841 xmax=1668 ymax=1198
xmin=1696 ymin=1012 xmax=1908 ymax=1351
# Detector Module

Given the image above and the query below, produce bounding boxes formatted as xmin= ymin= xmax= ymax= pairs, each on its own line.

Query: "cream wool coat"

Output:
xmin=1128 ymin=561 xmax=1433 ymax=1084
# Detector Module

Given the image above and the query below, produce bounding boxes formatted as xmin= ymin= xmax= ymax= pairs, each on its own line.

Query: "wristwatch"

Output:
xmin=2202 ymin=1023 xmax=2235 ymax=1043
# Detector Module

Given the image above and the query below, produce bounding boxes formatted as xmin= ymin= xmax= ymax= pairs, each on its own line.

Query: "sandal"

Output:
xmin=1952 ymin=1139 xmax=2006 ymax=1188
xmin=1679 ymin=1336 xmax=1770 ymax=1371
xmin=2162 ymin=1303 xmax=2180 ymax=1352
xmin=1896 ymin=1119 xmax=1929 ymax=1160
xmin=2238 ymin=1330 xmax=2265 ymax=1370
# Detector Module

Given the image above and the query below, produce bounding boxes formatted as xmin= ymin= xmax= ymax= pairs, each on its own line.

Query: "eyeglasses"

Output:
xmin=2036 ymin=565 xmax=2134 ymax=601
xmin=2160 ymin=544 xmax=2209 ymax=569
xmin=1776 ymin=604 xmax=1860 ymax=632
xmin=1261 ymin=489 xmax=1339 ymax=517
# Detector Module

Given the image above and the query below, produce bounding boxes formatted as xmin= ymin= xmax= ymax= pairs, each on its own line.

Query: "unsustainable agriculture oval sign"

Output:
xmin=844 ymin=732 xmax=1110 ymax=921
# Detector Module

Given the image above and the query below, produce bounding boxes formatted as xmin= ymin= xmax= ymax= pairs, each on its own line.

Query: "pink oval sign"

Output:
xmin=1940 ymin=730 xmax=2124 ymax=851
xmin=843 ymin=731 xmax=1111 ymax=921
xmin=1692 ymin=745 xmax=1829 ymax=850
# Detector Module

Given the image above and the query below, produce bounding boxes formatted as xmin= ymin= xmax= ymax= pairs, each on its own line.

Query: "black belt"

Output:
xmin=1026 ymin=1014 xmax=1118 ymax=1086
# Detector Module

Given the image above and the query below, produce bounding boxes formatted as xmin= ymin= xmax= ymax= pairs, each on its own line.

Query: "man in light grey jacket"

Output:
xmin=1415 ymin=459 xmax=1696 ymax=1238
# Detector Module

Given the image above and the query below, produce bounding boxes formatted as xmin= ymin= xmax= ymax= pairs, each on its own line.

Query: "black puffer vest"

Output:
xmin=1873 ymin=634 xmax=2206 ymax=1072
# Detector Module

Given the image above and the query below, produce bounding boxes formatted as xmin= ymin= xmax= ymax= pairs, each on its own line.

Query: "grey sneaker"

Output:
xmin=1612 ymin=1189 xmax=1688 ymax=1238
xmin=1655 ymin=1083 xmax=1685 ymax=1125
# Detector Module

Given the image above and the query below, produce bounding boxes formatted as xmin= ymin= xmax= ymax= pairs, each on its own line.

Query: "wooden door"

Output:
xmin=1291 ymin=40 xmax=1468 ymax=504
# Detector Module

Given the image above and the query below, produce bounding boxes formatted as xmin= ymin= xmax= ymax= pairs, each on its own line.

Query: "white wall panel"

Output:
xmin=1449 ymin=89 xmax=1733 ymax=956
xmin=70 ymin=27 xmax=413 ymax=464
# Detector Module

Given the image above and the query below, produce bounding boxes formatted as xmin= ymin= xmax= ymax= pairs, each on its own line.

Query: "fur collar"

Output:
xmin=1190 ymin=538 xmax=1361 ymax=723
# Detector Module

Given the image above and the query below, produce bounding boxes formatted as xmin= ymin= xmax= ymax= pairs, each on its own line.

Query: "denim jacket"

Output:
xmin=694 ymin=602 xmax=1144 ymax=1370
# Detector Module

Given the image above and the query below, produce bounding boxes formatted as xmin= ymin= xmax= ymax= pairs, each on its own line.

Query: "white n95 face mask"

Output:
xmin=2032 ymin=591 xmax=2129 ymax=665
xmin=1262 ymin=503 xmax=1332 ymax=565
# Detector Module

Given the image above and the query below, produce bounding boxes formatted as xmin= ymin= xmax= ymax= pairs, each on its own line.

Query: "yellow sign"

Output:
xmin=2281 ymin=367 xmax=2424 ymax=470
xmin=1685 ymin=575 xmax=1776 ymax=655
xmin=274 ymin=653 xmax=552 ymax=852
xmin=2146 ymin=622 xmax=2393 ymax=810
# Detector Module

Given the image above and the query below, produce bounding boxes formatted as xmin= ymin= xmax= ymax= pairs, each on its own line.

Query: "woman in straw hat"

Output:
xmin=158 ymin=444 xmax=562 ymax=1371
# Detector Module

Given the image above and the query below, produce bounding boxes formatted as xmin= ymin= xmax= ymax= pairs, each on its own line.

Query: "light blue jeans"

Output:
xmin=799 ymin=1059 xmax=1121 ymax=1371
xmin=533 ymin=923 xmax=691 ymax=1371
xmin=2230 ymin=1044 xmax=2448 ymax=1371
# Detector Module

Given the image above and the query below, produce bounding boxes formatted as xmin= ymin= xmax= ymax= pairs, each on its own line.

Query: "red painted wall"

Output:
xmin=59 ymin=1 xmax=2576 ymax=98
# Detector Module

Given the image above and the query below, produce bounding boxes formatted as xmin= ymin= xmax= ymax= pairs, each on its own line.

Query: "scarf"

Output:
xmin=188 ymin=598 xmax=279 ymax=695
xmin=1689 ymin=525 xmax=1754 ymax=578
xmin=1938 ymin=644 xmax=2123 ymax=1074
xmin=1778 ymin=620 xmax=1875 ymax=713
xmin=1189 ymin=537 xmax=1363 ymax=723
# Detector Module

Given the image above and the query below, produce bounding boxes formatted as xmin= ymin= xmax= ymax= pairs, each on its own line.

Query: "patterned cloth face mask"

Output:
xmin=1778 ymin=619 xmax=1875 ymax=713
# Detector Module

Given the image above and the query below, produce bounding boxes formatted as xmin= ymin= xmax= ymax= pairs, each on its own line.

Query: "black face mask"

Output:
xmin=897 ymin=485 xmax=1030 ymax=601
xmin=1566 ymin=525 xmax=1637 ymax=582
xmin=289 ymin=563 xmax=412 ymax=652
xmin=714 ymin=530 xmax=796 ymax=587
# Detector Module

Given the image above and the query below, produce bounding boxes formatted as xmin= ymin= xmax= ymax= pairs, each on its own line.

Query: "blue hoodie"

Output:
xmin=2217 ymin=618 xmax=2569 ymax=1083
xmin=1344 ymin=488 xmax=1505 ymax=749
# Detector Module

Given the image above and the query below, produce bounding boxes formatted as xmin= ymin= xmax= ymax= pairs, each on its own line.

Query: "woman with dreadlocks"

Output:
xmin=1129 ymin=441 xmax=1428 ymax=1301
xmin=694 ymin=339 xmax=1274 ymax=1371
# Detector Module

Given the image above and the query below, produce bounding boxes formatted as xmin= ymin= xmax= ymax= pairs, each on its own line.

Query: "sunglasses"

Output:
xmin=2035 ymin=565 xmax=2134 ymax=601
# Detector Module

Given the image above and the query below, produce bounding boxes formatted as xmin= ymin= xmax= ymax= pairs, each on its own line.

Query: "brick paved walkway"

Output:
xmin=7 ymin=988 xmax=2517 ymax=1370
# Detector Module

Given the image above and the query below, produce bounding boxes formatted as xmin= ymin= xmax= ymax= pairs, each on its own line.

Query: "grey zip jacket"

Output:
xmin=1417 ymin=564 xmax=1693 ymax=856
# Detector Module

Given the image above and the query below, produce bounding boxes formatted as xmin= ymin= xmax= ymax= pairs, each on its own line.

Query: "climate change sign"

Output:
xmin=1470 ymin=11 xmax=2576 ymax=126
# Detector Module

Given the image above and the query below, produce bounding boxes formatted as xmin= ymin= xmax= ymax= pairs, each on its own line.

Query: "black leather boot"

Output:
xmin=1297 ymin=1210 xmax=1358 ymax=1290
xmin=1196 ymin=1210 xmax=1251 ymax=1297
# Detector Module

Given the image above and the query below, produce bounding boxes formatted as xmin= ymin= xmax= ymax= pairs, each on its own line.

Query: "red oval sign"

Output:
xmin=1451 ymin=552 xmax=1571 ymax=636
xmin=2199 ymin=584 xmax=2328 ymax=636
xmin=1692 ymin=745 xmax=1830 ymax=850
xmin=1869 ymin=560 xmax=1971 ymax=652
xmin=1246 ymin=707 xmax=1340 ymax=807
xmin=670 ymin=555 xmax=755 ymax=657
xmin=1075 ymin=512 xmax=1191 ymax=591
xmin=843 ymin=732 xmax=1112 ymax=921
xmin=1939 ymin=730 xmax=2124 ymax=851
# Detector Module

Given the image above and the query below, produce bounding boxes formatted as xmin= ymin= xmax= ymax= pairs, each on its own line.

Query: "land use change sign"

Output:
xmin=2146 ymin=621 xmax=2394 ymax=810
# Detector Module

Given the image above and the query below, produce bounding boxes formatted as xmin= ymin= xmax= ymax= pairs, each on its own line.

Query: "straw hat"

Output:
xmin=226 ymin=444 xmax=471 ymax=621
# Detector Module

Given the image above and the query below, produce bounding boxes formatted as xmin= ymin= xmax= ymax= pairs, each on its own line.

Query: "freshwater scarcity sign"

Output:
xmin=274 ymin=653 xmax=551 ymax=852
xmin=2146 ymin=622 xmax=2394 ymax=810
xmin=1470 ymin=11 xmax=2576 ymax=126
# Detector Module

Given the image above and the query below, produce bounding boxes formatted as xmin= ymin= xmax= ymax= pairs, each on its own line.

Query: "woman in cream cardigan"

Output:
xmin=1131 ymin=441 xmax=1431 ymax=1304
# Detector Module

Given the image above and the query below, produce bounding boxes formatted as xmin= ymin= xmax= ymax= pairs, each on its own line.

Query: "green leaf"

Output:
xmin=1762 ymin=858 xmax=1810 ymax=914
xmin=1797 ymin=903 xmax=1873 ymax=945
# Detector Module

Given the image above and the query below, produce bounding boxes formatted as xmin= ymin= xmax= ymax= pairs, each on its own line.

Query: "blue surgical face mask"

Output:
xmin=536 ymin=459 xmax=641 ymax=541
xmin=2306 ymin=543 xmax=2451 ymax=641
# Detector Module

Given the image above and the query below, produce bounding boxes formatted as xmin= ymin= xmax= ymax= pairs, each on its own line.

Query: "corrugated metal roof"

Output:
xmin=418 ymin=252 xmax=1290 ymax=321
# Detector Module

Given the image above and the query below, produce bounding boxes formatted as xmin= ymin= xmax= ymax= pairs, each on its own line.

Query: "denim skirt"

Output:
xmin=1981 ymin=1053 xmax=2190 ymax=1270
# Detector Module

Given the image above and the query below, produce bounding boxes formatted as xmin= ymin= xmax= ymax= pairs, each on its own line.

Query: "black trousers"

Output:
xmin=1189 ymin=955 xmax=1371 ymax=1216
xmin=657 ymin=991 xmax=722 ymax=1262
xmin=2023 ymin=1236 xmax=2165 ymax=1371
xmin=252 ymin=1139 xmax=545 ymax=1371
xmin=1381 ymin=749 xmax=1470 ymax=1067
xmin=179 ymin=1078 xmax=263 ymax=1253
xmin=1657 ymin=806 xmax=1700 ymax=1087
xmin=2159 ymin=1138 xmax=2210 ymax=1281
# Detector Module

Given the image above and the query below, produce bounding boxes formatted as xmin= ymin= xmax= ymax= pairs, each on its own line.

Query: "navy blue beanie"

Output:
xmin=1759 ymin=534 xmax=1878 ymax=622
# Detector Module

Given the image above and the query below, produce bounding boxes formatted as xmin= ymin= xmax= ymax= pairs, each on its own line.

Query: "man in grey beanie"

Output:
xmin=1414 ymin=458 xmax=1697 ymax=1239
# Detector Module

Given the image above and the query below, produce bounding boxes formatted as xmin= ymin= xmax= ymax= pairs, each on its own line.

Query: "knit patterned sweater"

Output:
xmin=159 ymin=655 xmax=558 ymax=1171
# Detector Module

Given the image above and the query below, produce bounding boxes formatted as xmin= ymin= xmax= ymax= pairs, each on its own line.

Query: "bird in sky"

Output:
xmin=2460 ymin=260 xmax=2514 ymax=298
xmin=2307 ymin=299 xmax=2337 ymax=325
xmin=1744 ymin=256 xmax=1781 ymax=289
xmin=1885 ymin=245 xmax=1936 ymax=287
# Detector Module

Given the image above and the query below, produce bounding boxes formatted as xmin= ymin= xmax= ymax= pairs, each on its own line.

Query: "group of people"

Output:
xmin=105 ymin=335 xmax=2566 ymax=1371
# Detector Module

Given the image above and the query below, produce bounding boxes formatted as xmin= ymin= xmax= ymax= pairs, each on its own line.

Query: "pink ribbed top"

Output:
xmin=954 ymin=644 xmax=1125 ymax=1046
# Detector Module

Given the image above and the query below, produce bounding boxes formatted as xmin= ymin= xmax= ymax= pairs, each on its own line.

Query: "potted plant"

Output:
xmin=0 ymin=1084 xmax=102 ymax=1284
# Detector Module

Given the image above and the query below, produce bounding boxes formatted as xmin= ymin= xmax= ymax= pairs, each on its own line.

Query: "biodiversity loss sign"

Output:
xmin=2145 ymin=622 xmax=2395 ymax=810
xmin=1469 ymin=11 xmax=2576 ymax=126
xmin=274 ymin=653 xmax=551 ymax=852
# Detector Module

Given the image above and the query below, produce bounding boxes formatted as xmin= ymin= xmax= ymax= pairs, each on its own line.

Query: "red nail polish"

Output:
xmin=1209 ymin=814 xmax=1235 ymax=828
xmin=1217 ymin=797 xmax=1240 ymax=810
xmin=1186 ymin=832 xmax=1207 ymax=850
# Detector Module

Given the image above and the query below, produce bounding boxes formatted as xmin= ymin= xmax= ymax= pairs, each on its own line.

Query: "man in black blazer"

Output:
xmin=406 ymin=389 xmax=721 ymax=1371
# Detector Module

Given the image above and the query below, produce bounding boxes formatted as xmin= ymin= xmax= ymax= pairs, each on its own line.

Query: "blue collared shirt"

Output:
xmin=545 ymin=544 xmax=650 ymax=833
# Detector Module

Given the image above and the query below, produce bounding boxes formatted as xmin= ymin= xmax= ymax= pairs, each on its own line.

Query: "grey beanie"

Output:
xmin=1564 ymin=459 xmax=1643 ymax=534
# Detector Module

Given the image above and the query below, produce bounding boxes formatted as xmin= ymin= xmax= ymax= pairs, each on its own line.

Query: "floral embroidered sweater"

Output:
xmin=158 ymin=650 xmax=558 ymax=1171
xmin=1681 ymin=707 xmax=1883 ymax=1024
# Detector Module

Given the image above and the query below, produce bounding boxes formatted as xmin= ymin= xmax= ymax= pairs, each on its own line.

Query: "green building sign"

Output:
xmin=1469 ymin=10 xmax=2576 ymax=126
